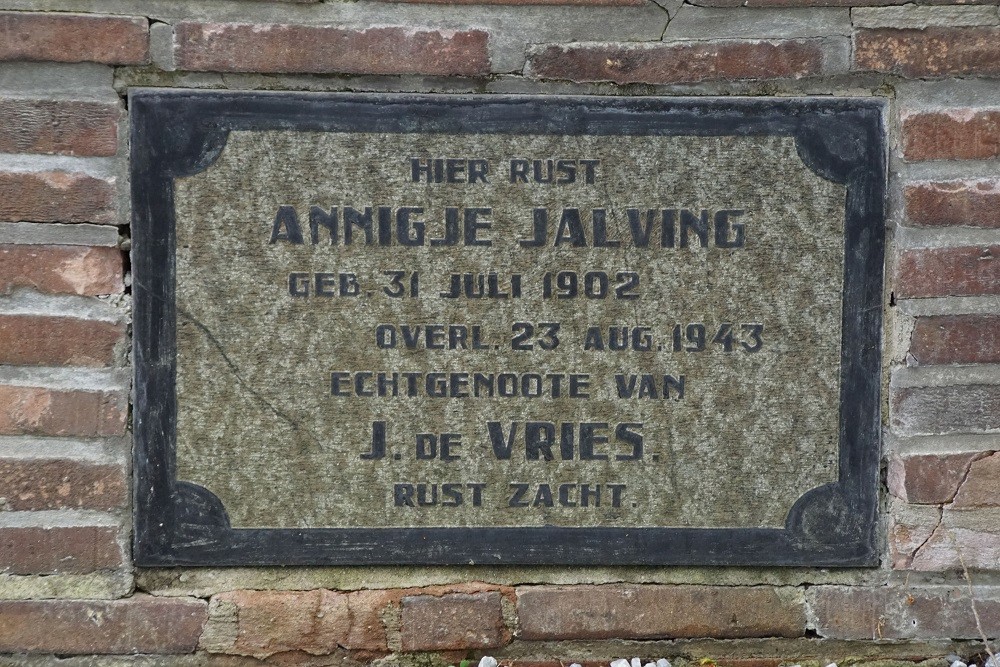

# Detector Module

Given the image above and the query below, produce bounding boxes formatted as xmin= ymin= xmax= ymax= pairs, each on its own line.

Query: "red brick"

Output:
xmin=0 ymin=315 xmax=124 ymax=366
xmin=892 ymin=385 xmax=1000 ymax=436
xmin=811 ymin=586 xmax=1000 ymax=639
xmin=855 ymin=27 xmax=1000 ymax=77
xmin=910 ymin=315 xmax=1000 ymax=365
xmin=887 ymin=452 xmax=979 ymax=503
xmin=0 ymin=12 xmax=148 ymax=65
xmin=0 ymin=99 xmax=119 ymax=157
xmin=0 ymin=596 xmax=207 ymax=654
xmin=0 ymin=458 xmax=126 ymax=511
xmin=903 ymin=110 xmax=1000 ymax=161
xmin=401 ymin=592 xmax=508 ymax=651
xmin=0 ymin=385 xmax=126 ymax=437
xmin=905 ymin=180 xmax=1000 ymax=228
xmin=0 ymin=525 xmax=122 ymax=574
xmin=0 ymin=171 xmax=115 ymax=224
xmin=895 ymin=246 xmax=1000 ymax=298
xmin=952 ymin=452 xmax=1000 ymax=508
xmin=0 ymin=245 xmax=124 ymax=296
xmin=209 ymin=589 xmax=391 ymax=657
xmin=517 ymin=585 xmax=804 ymax=640
xmin=174 ymin=23 xmax=490 ymax=76
xmin=527 ymin=40 xmax=824 ymax=84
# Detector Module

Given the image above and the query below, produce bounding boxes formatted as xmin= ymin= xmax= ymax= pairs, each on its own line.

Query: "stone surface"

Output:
xmin=170 ymin=128 xmax=845 ymax=531
xmin=810 ymin=586 xmax=1000 ymax=639
xmin=891 ymin=385 xmax=1000 ymax=436
xmin=0 ymin=458 xmax=126 ymax=511
xmin=905 ymin=180 xmax=1000 ymax=228
xmin=526 ymin=40 xmax=825 ymax=84
xmin=909 ymin=315 xmax=1000 ymax=365
xmin=0 ymin=525 xmax=123 ymax=575
xmin=902 ymin=110 xmax=1000 ymax=161
xmin=0 ymin=385 xmax=127 ymax=437
xmin=400 ymin=592 xmax=508 ymax=650
xmin=0 ymin=315 xmax=124 ymax=366
xmin=895 ymin=246 xmax=1000 ymax=299
xmin=0 ymin=596 xmax=207 ymax=654
xmin=0 ymin=245 xmax=123 ymax=296
xmin=854 ymin=27 xmax=1000 ymax=77
xmin=173 ymin=23 xmax=491 ymax=76
xmin=0 ymin=12 xmax=149 ymax=65
xmin=517 ymin=585 xmax=806 ymax=639
xmin=0 ymin=171 xmax=115 ymax=224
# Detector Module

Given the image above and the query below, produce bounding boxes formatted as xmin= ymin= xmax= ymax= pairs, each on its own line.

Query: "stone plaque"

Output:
xmin=131 ymin=92 xmax=884 ymax=566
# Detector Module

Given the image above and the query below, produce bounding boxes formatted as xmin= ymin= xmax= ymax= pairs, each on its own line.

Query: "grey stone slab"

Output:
xmin=665 ymin=6 xmax=852 ymax=40
xmin=0 ymin=365 xmax=127 ymax=391
xmin=852 ymin=5 xmax=999 ymax=28
xmin=0 ymin=222 xmax=120 ymax=247
xmin=0 ymin=62 xmax=115 ymax=98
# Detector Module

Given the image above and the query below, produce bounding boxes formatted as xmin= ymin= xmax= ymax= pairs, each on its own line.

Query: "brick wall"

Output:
xmin=0 ymin=1 xmax=998 ymax=665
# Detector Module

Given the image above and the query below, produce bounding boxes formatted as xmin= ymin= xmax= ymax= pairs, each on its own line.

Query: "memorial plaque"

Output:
xmin=131 ymin=92 xmax=885 ymax=566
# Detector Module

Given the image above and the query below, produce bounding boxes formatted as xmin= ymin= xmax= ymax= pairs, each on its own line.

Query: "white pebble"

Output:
xmin=644 ymin=663 xmax=656 ymax=667
xmin=611 ymin=660 xmax=631 ymax=667
xmin=478 ymin=658 xmax=498 ymax=667
xmin=952 ymin=661 xmax=968 ymax=667
xmin=569 ymin=664 xmax=582 ymax=667
xmin=632 ymin=658 xmax=642 ymax=667
xmin=656 ymin=660 xmax=672 ymax=667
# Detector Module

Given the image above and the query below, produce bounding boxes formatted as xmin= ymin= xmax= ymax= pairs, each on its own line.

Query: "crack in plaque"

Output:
xmin=174 ymin=302 xmax=325 ymax=452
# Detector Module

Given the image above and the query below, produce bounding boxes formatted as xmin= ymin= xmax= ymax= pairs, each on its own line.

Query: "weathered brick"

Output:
xmin=517 ymin=585 xmax=805 ymax=640
xmin=527 ymin=40 xmax=824 ymax=84
xmin=895 ymin=245 xmax=1000 ymax=298
xmin=855 ymin=27 xmax=1000 ymax=77
xmin=0 ymin=171 xmax=115 ymax=224
xmin=0 ymin=385 xmax=126 ymax=437
xmin=0 ymin=99 xmax=119 ymax=157
xmin=0 ymin=315 xmax=124 ymax=366
xmin=174 ymin=23 xmax=490 ymax=76
xmin=893 ymin=505 xmax=1000 ymax=570
xmin=910 ymin=315 xmax=1000 ymax=365
xmin=887 ymin=452 xmax=979 ymax=503
xmin=0 ymin=458 xmax=126 ymax=510
xmin=952 ymin=451 xmax=1000 ymax=508
xmin=401 ymin=592 xmax=508 ymax=651
xmin=0 ymin=245 xmax=124 ymax=296
xmin=0 ymin=525 xmax=123 ymax=574
xmin=0 ymin=596 xmax=207 ymax=653
xmin=902 ymin=110 xmax=1000 ymax=161
xmin=892 ymin=385 xmax=1000 ymax=436
xmin=0 ymin=12 xmax=148 ymax=65
xmin=811 ymin=586 xmax=1000 ymax=639
xmin=905 ymin=180 xmax=1000 ymax=228
xmin=205 ymin=589 xmax=390 ymax=658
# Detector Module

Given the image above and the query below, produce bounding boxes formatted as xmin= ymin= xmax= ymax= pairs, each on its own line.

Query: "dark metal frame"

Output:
xmin=131 ymin=90 xmax=885 ymax=567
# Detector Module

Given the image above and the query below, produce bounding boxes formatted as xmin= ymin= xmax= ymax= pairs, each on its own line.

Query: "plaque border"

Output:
xmin=131 ymin=91 xmax=886 ymax=567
